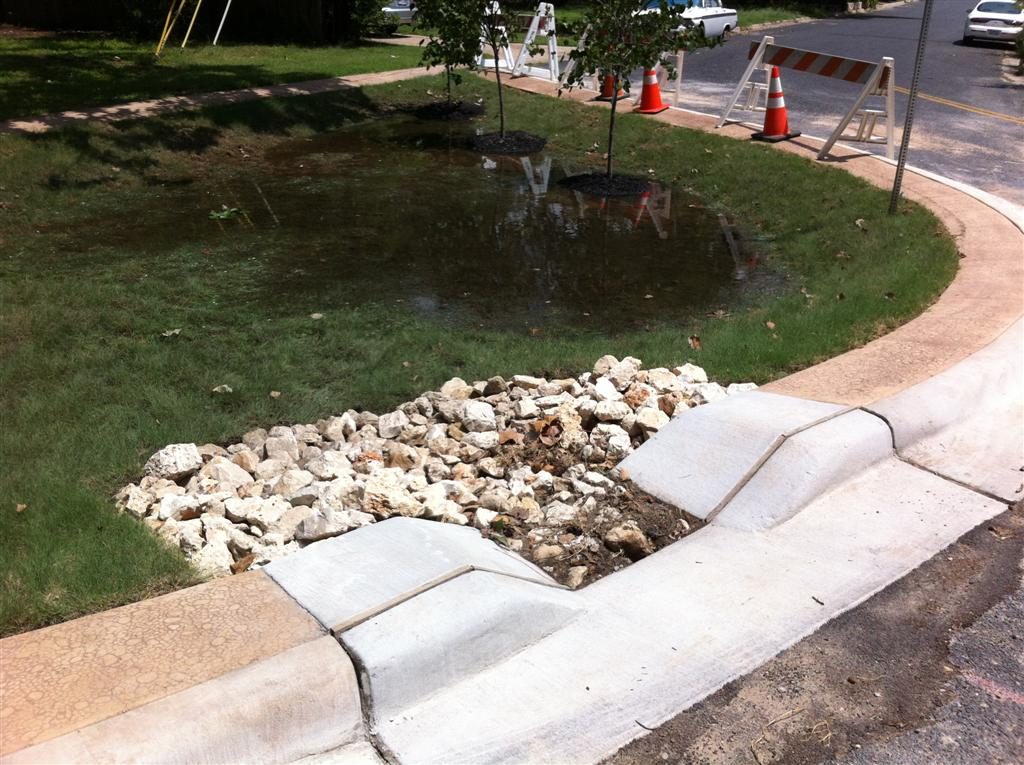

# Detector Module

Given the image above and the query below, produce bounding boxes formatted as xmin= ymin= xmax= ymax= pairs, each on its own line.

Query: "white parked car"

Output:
xmin=962 ymin=1 xmax=1024 ymax=44
xmin=639 ymin=0 xmax=739 ymax=39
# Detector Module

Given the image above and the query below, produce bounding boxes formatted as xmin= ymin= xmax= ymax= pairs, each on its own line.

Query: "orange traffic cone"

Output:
xmin=632 ymin=190 xmax=651 ymax=227
xmin=634 ymin=67 xmax=668 ymax=115
xmin=594 ymin=73 xmax=626 ymax=102
xmin=752 ymin=66 xmax=800 ymax=143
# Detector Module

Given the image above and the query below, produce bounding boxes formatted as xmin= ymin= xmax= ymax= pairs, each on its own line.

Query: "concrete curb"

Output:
xmin=2 ymin=65 xmax=1021 ymax=764
xmin=1 ymin=636 xmax=366 ymax=765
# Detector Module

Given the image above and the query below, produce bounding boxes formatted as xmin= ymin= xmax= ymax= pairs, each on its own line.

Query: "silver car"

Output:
xmin=382 ymin=0 xmax=416 ymax=26
xmin=962 ymin=1 xmax=1024 ymax=44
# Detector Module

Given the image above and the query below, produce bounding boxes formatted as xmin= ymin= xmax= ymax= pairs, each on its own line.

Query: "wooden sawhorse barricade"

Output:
xmin=718 ymin=36 xmax=896 ymax=161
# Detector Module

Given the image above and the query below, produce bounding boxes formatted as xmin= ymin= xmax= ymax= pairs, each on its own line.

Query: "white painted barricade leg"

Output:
xmin=718 ymin=36 xmax=773 ymax=128
xmin=477 ymin=2 xmax=516 ymax=71
xmin=512 ymin=3 xmax=560 ymax=80
xmin=674 ymin=50 xmax=684 ymax=107
xmin=520 ymin=156 xmax=553 ymax=195
xmin=740 ymin=65 xmax=773 ymax=112
xmin=817 ymin=58 xmax=895 ymax=161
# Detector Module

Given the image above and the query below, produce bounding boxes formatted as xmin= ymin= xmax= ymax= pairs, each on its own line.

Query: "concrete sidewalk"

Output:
xmin=2 ymin=68 xmax=1021 ymax=765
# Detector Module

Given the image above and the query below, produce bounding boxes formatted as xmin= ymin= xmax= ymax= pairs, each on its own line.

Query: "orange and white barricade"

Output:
xmin=718 ymin=36 xmax=896 ymax=161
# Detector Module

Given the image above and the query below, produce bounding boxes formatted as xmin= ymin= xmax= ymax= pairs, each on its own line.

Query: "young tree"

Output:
xmin=562 ymin=0 xmax=711 ymax=180
xmin=416 ymin=0 xmax=481 ymax=104
xmin=478 ymin=1 xmax=514 ymax=137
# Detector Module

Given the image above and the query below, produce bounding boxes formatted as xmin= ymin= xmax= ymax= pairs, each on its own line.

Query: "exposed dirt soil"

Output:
xmin=560 ymin=172 xmax=651 ymax=197
xmin=603 ymin=503 xmax=1024 ymax=765
xmin=472 ymin=129 xmax=547 ymax=155
xmin=484 ymin=442 xmax=703 ymax=589
xmin=0 ymin=24 xmax=53 ymax=38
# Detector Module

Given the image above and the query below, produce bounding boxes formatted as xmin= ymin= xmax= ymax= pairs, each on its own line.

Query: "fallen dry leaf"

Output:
xmin=402 ymin=361 xmax=413 ymax=368
xmin=269 ymin=390 xmax=282 ymax=399
xmin=765 ymin=320 xmax=776 ymax=330
xmin=15 ymin=503 xmax=27 ymax=513
xmin=531 ymin=416 xmax=563 ymax=447
xmin=498 ymin=429 xmax=525 ymax=446
xmin=231 ymin=553 xmax=257 ymax=574
xmin=528 ymin=327 xmax=544 ymax=337
xmin=211 ymin=384 xmax=233 ymax=394
xmin=160 ymin=328 xmax=181 ymax=338
xmin=854 ymin=218 xmax=867 ymax=230
xmin=309 ymin=312 xmax=324 ymax=320
xmin=987 ymin=524 xmax=1015 ymax=541
xmin=688 ymin=335 xmax=703 ymax=351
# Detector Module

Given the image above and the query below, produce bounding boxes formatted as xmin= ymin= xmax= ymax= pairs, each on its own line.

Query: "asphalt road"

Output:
xmin=645 ymin=0 xmax=1024 ymax=205
xmin=605 ymin=505 xmax=1024 ymax=765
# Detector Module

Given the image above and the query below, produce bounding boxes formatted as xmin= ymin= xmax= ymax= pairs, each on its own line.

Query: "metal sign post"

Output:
xmin=889 ymin=0 xmax=935 ymax=214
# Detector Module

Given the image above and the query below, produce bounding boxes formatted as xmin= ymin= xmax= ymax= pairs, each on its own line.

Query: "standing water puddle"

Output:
xmin=70 ymin=117 xmax=769 ymax=330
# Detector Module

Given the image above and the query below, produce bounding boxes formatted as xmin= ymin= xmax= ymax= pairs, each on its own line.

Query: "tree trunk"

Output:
xmin=493 ymin=46 xmax=506 ymax=138
xmin=446 ymin=66 xmax=453 ymax=104
xmin=606 ymin=76 xmax=619 ymax=179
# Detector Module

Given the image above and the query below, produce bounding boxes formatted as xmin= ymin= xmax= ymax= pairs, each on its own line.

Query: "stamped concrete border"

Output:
xmin=2 ymin=69 xmax=1021 ymax=764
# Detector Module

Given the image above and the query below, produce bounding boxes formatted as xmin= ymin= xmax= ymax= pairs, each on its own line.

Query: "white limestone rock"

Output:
xmin=115 ymin=485 xmax=154 ymax=518
xmin=727 ymin=382 xmax=759 ymax=395
xmin=440 ymin=377 xmax=474 ymax=400
xmin=377 ymin=410 xmax=410 ymax=439
xmin=675 ymin=362 xmax=708 ymax=384
xmin=462 ymin=431 xmax=499 ymax=451
xmin=156 ymin=494 xmax=200 ymax=521
xmin=646 ymin=368 xmax=683 ymax=393
xmin=513 ymin=398 xmax=541 ymax=419
xmin=462 ymin=400 xmax=497 ymax=433
xmin=607 ymin=356 xmax=642 ymax=391
xmin=199 ymin=456 xmax=254 ymax=490
xmin=636 ymin=407 xmax=670 ymax=434
xmin=272 ymin=468 xmax=315 ymax=498
xmin=364 ymin=468 xmax=422 ymax=518
xmin=592 ymin=355 xmax=619 ymax=376
xmin=593 ymin=376 xmax=623 ymax=402
xmin=594 ymin=400 xmax=632 ymax=423
xmin=264 ymin=433 xmax=300 ymax=463
xmin=295 ymin=507 xmax=375 ymax=543
xmin=230 ymin=449 xmax=261 ymax=474
xmin=306 ymin=451 xmax=353 ymax=480
xmin=144 ymin=443 xmax=202 ymax=481
xmin=192 ymin=541 xmax=234 ymax=578
xmin=511 ymin=375 xmax=545 ymax=389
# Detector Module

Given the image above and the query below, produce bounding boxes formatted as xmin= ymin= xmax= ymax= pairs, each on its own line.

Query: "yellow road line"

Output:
xmin=893 ymin=85 xmax=1024 ymax=126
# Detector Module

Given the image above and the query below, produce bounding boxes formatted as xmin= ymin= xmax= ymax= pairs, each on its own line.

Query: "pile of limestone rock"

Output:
xmin=116 ymin=355 xmax=756 ymax=586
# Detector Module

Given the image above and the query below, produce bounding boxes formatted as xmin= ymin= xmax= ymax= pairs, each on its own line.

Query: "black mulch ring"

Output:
xmin=407 ymin=100 xmax=486 ymax=121
xmin=559 ymin=173 xmax=651 ymax=197
xmin=472 ymin=130 xmax=548 ymax=156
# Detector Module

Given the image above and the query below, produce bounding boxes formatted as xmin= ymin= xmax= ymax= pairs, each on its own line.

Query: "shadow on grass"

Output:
xmin=23 ymin=86 xmax=381 ymax=186
xmin=0 ymin=36 xmax=417 ymax=121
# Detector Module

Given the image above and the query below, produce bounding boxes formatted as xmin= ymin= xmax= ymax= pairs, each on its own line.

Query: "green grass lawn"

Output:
xmin=0 ymin=35 xmax=424 ymax=122
xmin=0 ymin=73 xmax=958 ymax=635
